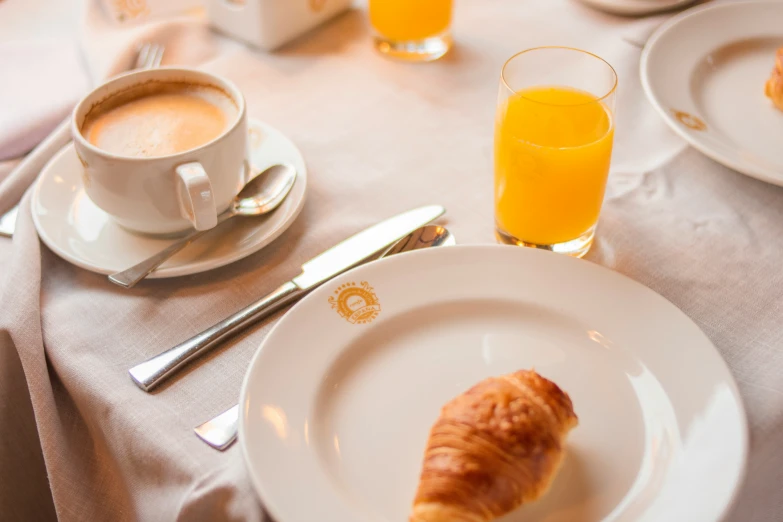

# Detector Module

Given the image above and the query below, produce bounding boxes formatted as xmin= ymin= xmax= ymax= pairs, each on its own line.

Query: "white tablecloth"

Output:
xmin=1 ymin=1 xmax=781 ymax=521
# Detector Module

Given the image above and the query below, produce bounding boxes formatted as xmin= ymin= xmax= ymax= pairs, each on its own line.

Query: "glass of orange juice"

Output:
xmin=369 ymin=0 xmax=453 ymax=62
xmin=494 ymin=47 xmax=617 ymax=257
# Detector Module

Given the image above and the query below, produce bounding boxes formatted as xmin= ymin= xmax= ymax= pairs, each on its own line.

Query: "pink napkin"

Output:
xmin=0 ymin=39 xmax=90 ymax=160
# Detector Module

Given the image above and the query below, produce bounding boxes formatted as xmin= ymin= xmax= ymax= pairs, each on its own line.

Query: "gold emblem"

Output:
xmin=309 ymin=0 xmax=327 ymax=12
xmin=329 ymin=282 xmax=381 ymax=324
xmin=671 ymin=109 xmax=707 ymax=131
xmin=113 ymin=0 xmax=150 ymax=21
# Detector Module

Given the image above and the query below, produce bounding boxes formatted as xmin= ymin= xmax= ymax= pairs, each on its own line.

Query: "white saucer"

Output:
xmin=32 ymin=119 xmax=307 ymax=278
xmin=240 ymin=246 xmax=747 ymax=522
xmin=576 ymin=0 xmax=697 ymax=16
xmin=641 ymin=1 xmax=783 ymax=186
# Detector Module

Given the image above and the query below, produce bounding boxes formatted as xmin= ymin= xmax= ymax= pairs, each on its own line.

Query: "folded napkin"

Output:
xmin=79 ymin=0 xmax=225 ymax=82
xmin=0 ymin=40 xmax=90 ymax=161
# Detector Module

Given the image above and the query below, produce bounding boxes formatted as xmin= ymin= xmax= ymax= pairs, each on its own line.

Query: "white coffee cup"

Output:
xmin=72 ymin=67 xmax=249 ymax=236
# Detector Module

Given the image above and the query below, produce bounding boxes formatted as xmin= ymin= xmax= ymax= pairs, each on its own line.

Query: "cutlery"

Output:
xmin=0 ymin=42 xmax=165 ymax=238
xmin=0 ymin=204 xmax=18 ymax=238
xmin=128 ymin=205 xmax=446 ymax=392
xmin=194 ymin=224 xmax=456 ymax=450
xmin=195 ymin=405 xmax=241 ymax=451
xmin=109 ymin=164 xmax=297 ymax=288
xmin=135 ymin=42 xmax=165 ymax=71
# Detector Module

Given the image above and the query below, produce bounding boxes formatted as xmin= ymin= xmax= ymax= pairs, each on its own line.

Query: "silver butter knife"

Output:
xmin=195 ymin=224 xmax=456 ymax=450
xmin=128 ymin=205 xmax=446 ymax=392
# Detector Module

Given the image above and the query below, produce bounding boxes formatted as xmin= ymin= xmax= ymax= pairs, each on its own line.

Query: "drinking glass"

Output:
xmin=369 ymin=0 xmax=453 ymax=62
xmin=494 ymin=47 xmax=617 ymax=257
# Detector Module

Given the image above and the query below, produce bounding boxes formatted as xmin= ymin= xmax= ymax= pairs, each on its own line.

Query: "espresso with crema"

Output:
xmin=81 ymin=82 xmax=237 ymax=158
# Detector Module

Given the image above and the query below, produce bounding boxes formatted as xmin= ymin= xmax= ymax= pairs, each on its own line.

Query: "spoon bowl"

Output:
xmin=380 ymin=225 xmax=455 ymax=258
xmin=233 ymin=164 xmax=297 ymax=217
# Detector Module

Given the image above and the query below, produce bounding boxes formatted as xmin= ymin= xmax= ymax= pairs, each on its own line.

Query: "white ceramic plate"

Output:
xmin=240 ymin=246 xmax=747 ymax=522
xmin=641 ymin=1 xmax=783 ymax=186
xmin=576 ymin=0 xmax=697 ymax=17
xmin=32 ymin=119 xmax=307 ymax=278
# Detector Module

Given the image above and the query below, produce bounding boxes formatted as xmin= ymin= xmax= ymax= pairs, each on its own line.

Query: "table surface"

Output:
xmin=1 ymin=1 xmax=781 ymax=521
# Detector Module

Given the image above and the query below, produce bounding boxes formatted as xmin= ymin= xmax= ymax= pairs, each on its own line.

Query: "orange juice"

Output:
xmin=369 ymin=0 xmax=453 ymax=41
xmin=494 ymin=86 xmax=614 ymax=246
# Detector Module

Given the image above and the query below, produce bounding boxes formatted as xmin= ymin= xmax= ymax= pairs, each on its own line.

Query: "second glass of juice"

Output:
xmin=369 ymin=0 xmax=453 ymax=62
xmin=494 ymin=47 xmax=618 ymax=257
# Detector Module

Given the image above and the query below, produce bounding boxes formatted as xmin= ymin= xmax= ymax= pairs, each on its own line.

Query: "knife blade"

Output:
xmin=294 ymin=204 xmax=445 ymax=289
xmin=128 ymin=204 xmax=446 ymax=391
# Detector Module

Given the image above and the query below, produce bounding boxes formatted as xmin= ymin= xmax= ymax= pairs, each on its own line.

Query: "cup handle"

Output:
xmin=175 ymin=162 xmax=218 ymax=231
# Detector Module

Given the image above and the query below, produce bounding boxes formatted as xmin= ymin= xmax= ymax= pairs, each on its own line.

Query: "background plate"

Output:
xmin=576 ymin=0 xmax=697 ymax=17
xmin=641 ymin=1 xmax=783 ymax=186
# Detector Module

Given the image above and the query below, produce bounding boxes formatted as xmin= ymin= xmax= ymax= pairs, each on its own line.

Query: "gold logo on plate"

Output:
xmin=113 ymin=0 xmax=149 ymax=21
xmin=309 ymin=0 xmax=327 ymax=12
xmin=329 ymin=282 xmax=381 ymax=324
xmin=671 ymin=109 xmax=707 ymax=131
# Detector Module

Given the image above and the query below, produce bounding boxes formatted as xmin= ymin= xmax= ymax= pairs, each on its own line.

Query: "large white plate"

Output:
xmin=240 ymin=245 xmax=747 ymax=522
xmin=31 ymin=119 xmax=306 ymax=278
xmin=641 ymin=1 xmax=783 ymax=186
xmin=576 ymin=0 xmax=697 ymax=17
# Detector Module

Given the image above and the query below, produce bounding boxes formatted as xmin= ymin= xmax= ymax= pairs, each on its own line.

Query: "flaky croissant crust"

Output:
xmin=410 ymin=370 xmax=578 ymax=522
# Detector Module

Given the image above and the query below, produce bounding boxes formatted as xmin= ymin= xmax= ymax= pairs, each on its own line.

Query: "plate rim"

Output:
xmin=31 ymin=118 xmax=308 ymax=278
xmin=577 ymin=0 xmax=697 ymax=16
xmin=239 ymin=244 xmax=749 ymax=522
xmin=640 ymin=0 xmax=783 ymax=187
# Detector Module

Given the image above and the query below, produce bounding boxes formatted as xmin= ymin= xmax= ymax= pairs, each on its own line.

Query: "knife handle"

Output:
xmin=129 ymin=281 xmax=303 ymax=392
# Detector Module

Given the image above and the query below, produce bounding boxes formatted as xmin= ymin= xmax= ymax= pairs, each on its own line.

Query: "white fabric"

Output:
xmin=0 ymin=40 xmax=89 ymax=160
xmin=2 ymin=1 xmax=781 ymax=521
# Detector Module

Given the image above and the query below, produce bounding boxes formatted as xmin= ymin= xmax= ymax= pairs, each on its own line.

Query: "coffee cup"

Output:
xmin=72 ymin=67 xmax=249 ymax=236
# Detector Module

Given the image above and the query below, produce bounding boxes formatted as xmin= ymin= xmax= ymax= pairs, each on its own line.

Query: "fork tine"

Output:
xmin=134 ymin=42 xmax=152 ymax=70
xmin=141 ymin=44 xmax=157 ymax=69
xmin=150 ymin=44 xmax=165 ymax=68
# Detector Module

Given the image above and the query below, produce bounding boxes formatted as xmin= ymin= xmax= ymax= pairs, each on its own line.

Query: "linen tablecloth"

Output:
xmin=1 ymin=1 xmax=781 ymax=521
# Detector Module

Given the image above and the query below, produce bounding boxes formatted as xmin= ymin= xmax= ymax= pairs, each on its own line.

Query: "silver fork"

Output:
xmin=135 ymin=42 xmax=165 ymax=69
xmin=0 ymin=42 xmax=165 ymax=238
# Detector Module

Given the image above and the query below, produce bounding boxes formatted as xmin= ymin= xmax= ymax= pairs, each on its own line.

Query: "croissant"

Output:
xmin=410 ymin=370 xmax=578 ymax=522
xmin=766 ymin=47 xmax=783 ymax=111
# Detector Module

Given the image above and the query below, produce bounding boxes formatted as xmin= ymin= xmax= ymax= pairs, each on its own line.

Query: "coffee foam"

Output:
xmin=81 ymin=81 xmax=239 ymax=158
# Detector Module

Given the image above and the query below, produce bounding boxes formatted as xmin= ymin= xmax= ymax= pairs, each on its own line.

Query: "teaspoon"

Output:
xmin=109 ymin=163 xmax=297 ymax=288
